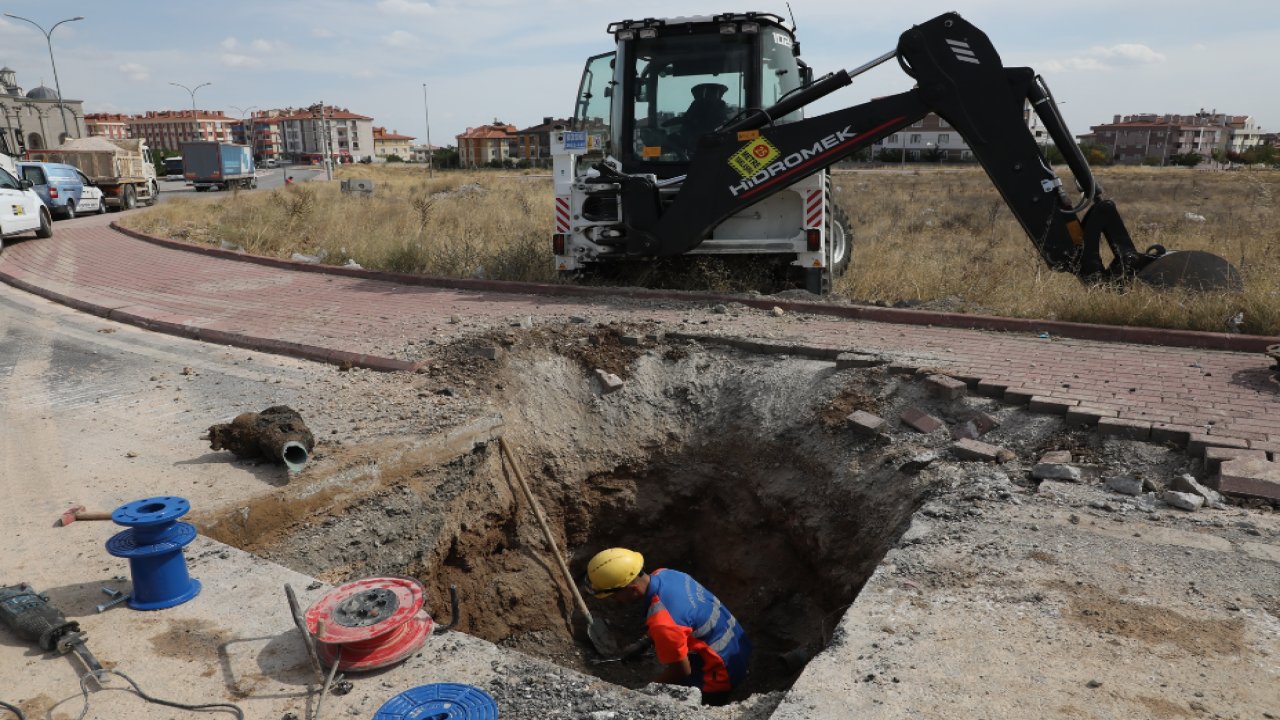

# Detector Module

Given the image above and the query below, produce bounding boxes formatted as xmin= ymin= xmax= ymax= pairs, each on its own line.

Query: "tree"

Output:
xmin=385 ymin=153 xmax=404 ymax=163
xmin=432 ymin=146 xmax=460 ymax=169
xmin=1242 ymin=144 xmax=1277 ymax=165
xmin=1169 ymin=152 xmax=1204 ymax=167
xmin=1078 ymin=143 xmax=1113 ymax=166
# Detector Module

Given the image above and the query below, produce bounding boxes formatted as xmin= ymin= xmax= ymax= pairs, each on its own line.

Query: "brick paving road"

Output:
xmin=1 ymin=216 xmax=1276 ymax=455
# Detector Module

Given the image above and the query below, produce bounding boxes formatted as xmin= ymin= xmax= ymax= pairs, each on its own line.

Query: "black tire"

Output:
xmin=145 ymin=181 xmax=159 ymax=206
xmin=96 ymin=196 xmax=107 ymax=214
xmin=825 ymin=172 xmax=852 ymax=279
xmin=63 ymin=200 xmax=76 ymax=220
xmin=122 ymin=184 xmax=137 ymax=210
xmin=250 ymin=178 xmax=258 ymax=189
xmin=35 ymin=208 xmax=53 ymax=238
xmin=194 ymin=186 xmax=209 ymax=192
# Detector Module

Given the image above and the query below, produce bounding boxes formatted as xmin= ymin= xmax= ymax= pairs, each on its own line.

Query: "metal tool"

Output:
xmin=498 ymin=437 xmax=620 ymax=657
xmin=56 ymin=504 xmax=113 ymax=527
xmin=0 ymin=583 xmax=104 ymax=681
xmin=96 ymin=587 xmax=131 ymax=614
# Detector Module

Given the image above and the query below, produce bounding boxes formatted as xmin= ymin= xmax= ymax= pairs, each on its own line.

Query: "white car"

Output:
xmin=0 ymin=166 xmax=52 ymax=249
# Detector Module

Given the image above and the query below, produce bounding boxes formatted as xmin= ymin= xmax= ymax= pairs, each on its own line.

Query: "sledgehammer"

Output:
xmin=56 ymin=505 xmax=113 ymax=527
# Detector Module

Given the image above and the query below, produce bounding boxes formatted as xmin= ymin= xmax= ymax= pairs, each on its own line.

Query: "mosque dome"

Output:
xmin=26 ymin=85 xmax=59 ymax=100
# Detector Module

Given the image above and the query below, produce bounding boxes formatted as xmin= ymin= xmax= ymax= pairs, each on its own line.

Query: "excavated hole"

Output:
xmin=234 ymin=339 xmax=949 ymax=703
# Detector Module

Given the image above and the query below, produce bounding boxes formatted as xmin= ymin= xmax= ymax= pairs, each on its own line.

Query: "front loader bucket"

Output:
xmin=1135 ymin=250 xmax=1243 ymax=292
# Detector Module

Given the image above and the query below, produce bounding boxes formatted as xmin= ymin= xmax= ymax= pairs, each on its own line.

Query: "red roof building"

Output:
xmin=456 ymin=121 xmax=517 ymax=166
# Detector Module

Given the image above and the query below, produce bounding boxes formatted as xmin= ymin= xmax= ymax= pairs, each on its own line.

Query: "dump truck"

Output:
xmin=552 ymin=12 xmax=1239 ymax=292
xmin=28 ymin=136 xmax=158 ymax=210
xmin=182 ymin=142 xmax=256 ymax=192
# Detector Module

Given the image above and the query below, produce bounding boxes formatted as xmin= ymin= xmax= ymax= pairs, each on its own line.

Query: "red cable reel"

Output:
xmin=304 ymin=576 xmax=434 ymax=672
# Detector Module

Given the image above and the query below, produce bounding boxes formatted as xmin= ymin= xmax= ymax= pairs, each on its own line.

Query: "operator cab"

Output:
xmin=574 ymin=12 xmax=808 ymax=179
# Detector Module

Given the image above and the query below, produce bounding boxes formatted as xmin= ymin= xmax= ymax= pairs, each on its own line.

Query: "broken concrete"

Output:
xmin=951 ymin=438 xmax=1005 ymax=462
xmin=1162 ymin=489 xmax=1206 ymax=511
xmin=1170 ymin=473 xmax=1223 ymax=507
xmin=847 ymin=410 xmax=885 ymax=436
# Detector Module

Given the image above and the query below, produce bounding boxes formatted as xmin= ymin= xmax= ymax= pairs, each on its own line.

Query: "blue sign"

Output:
xmin=563 ymin=131 xmax=587 ymax=151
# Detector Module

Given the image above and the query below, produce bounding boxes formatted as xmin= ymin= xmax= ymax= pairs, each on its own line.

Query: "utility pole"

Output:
xmin=230 ymin=105 xmax=257 ymax=155
xmin=319 ymin=101 xmax=333 ymax=181
xmin=5 ymin=13 xmax=83 ymax=139
xmin=422 ymin=82 xmax=433 ymax=179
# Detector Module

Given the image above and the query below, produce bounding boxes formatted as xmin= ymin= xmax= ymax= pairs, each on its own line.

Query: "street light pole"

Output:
xmin=169 ymin=81 xmax=211 ymax=142
xmin=230 ymin=104 xmax=257 ymax=155
xmin=422 ymin=82 xmax=433 ymax=179
xmin=5 ymin=13 xmax=83 ymax=140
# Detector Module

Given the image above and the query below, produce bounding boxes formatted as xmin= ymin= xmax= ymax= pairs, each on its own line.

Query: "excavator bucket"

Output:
xmin=1135 ymin=250 xmax=1243 ymax=292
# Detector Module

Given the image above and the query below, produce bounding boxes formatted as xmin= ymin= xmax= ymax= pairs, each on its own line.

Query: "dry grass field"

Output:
xmin=123 ymin=164 xmax=1280 ymax=335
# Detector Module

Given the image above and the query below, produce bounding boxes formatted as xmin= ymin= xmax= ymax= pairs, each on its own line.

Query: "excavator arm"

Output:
xmin=602 ymin=12 xmax=1238 ymax=288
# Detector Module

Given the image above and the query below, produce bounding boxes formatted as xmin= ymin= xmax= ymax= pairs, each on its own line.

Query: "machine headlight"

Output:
xmin=719 ymin=23 xmax=736 ymax=34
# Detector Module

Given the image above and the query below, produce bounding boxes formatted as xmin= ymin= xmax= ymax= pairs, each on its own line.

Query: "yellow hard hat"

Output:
xmin=585 ymin=548 xmax=644 ymax=598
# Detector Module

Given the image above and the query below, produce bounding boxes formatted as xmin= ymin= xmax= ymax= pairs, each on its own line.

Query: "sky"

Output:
xmin=1 ymin=0 xmax=1277 ymax=145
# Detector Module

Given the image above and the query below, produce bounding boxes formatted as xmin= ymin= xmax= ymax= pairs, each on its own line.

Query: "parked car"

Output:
xmin=0 ymin=165 xmax=53 ymax=247
xmin=16 ymin=161 xmax=106 ymax=219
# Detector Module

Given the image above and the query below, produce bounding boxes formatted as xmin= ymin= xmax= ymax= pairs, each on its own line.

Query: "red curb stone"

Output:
xmin=1097 ymin=417 xmax=1152 ymax=441
xmin=1004 ymin=388 xmax=1036 ymax=405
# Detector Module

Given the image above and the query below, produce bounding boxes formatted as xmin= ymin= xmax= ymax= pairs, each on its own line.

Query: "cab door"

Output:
xmin=0 ymin=166 xmax=39 ymax=233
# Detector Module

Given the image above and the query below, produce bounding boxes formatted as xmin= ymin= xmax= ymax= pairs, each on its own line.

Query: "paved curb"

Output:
xmin=111 ymin=222 xmax=1276 ymax=354
xmin=0 ymin=270 xmax=419 ymax=373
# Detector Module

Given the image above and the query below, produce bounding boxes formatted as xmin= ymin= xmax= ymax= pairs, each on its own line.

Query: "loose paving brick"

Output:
xmin=1038 ymin=451 xmax=1072 ymax=464
xmin=900 ymin=407 xmax=944 ymax=434
xmin=1215 ymin=457 xmax=1280 ymax=500
xmin=951 ymin=438 xmax=1005 ymax=462
xmin=1203 ymin=447 xmax=1267 ymax=473
xmin=847 ymin=411 xmax=885 ymax=436
xmin=594 ymin=369 xmax=625 ymax=394
xmin=925 ymin=374 xmax=967 ymax=400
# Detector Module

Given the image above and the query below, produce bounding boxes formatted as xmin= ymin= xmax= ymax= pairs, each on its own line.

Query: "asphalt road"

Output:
xmin=154 ymin=164 xmax=326 ymax=202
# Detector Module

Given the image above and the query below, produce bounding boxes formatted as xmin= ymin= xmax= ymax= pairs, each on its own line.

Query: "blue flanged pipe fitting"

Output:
xmin=373 ymin=683 xmax=498 ymax=719
xmin=105 ymin=496 xmax=202 ymax=610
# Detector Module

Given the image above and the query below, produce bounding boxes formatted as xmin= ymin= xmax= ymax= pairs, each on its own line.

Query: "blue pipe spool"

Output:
xmin=105 ymin=496 xmax=202 ymax=611
xmin=373 ymin=683 xmax=499 ymax=719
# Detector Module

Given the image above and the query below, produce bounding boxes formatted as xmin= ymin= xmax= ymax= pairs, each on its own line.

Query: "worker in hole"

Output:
xmin=585 ymin=547 xmax=752 ymax=705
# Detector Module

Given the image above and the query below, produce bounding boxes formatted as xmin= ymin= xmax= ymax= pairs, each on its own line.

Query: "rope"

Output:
xmin=0 ymin=700 xmax=26 ymax=720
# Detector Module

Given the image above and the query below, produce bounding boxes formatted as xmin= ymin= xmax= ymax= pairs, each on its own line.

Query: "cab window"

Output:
xmin=762 ymin=29 xmax=803 ymax=124
xmin=0 ymin=167 xmax=20 ymax=189
xmin=574 ymin=51 xmax=615 ymax=148
xmin=20 ymin=166 xmax=45 ymax=185
xmin=629 ymin=33 xmax=750 ymax=162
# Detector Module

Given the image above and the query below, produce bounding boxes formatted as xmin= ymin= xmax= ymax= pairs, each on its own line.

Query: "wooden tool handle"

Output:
xmin=76 ymin=511 xmax=114 ymax=521
xmin=498 ymin=437 xmax=595 ymax=621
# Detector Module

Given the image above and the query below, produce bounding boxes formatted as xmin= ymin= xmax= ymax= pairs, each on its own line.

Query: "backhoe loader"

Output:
xmin=550 ymin=11 xmax=1239 ymax=293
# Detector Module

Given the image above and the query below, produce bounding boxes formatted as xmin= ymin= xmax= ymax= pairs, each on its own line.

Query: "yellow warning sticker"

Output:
xmin=642 ymin=146 xmax=662 ymax=158
xmin=736 ymin=130 xmax=760 ymax=141
xmin=13 ymin=205 xmax=24 ymax=216
xmin=728 ymin=136 xmax=780 ymax=178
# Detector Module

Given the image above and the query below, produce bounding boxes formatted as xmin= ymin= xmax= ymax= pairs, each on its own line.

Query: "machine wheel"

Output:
xmin=122 ymin=185 xmax=137 ymax=210
xmin=195 ymin=186 xmax=209 ymax=192
xmin=63 ymin=200 xmax=76 ymax=220
xmin=828 ymin=203 xmax=852 ymax=277
xmin=35 ymin=208 xmax=53 ymax=238
xmin=250 ymin=178 xmax=258 ymax=190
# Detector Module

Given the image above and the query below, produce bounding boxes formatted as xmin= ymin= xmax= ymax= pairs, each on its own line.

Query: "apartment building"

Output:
xmin=871 ymin=103 xmax=1050 ymax=162
xmin=372 ymin=127 xmax=415 ymax=160
xmin=84 ymin=112 xmax=130 ymax=140
xmin=515 ymin=117 xmax=571 ymax=163
xmin=457 ymin=122 xmax=517 ymax=166
xmin=249 ymin=105 xmax=374 ymax=164
xmin=128 ymin=110 xmax=235 ymax=152
xmin=410 ymin=144 xmax=441 ymax=163
xmin=1077 ymin=110 xmax=1262 ymax=164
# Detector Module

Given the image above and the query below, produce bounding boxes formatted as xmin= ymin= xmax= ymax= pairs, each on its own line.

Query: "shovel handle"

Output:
xmin=498 ymin=438 xmax=595 ymax=622
xmin=76 ymin=511 xmax=114 ymax=521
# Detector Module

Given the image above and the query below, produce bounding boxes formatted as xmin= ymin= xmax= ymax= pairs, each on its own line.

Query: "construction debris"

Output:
xmin=208 ymin=405 xmax=316 ymax=473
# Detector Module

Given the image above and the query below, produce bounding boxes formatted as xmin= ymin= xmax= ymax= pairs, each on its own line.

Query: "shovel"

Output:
xmin=498 ymin=437 xmax=620 ymax=658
